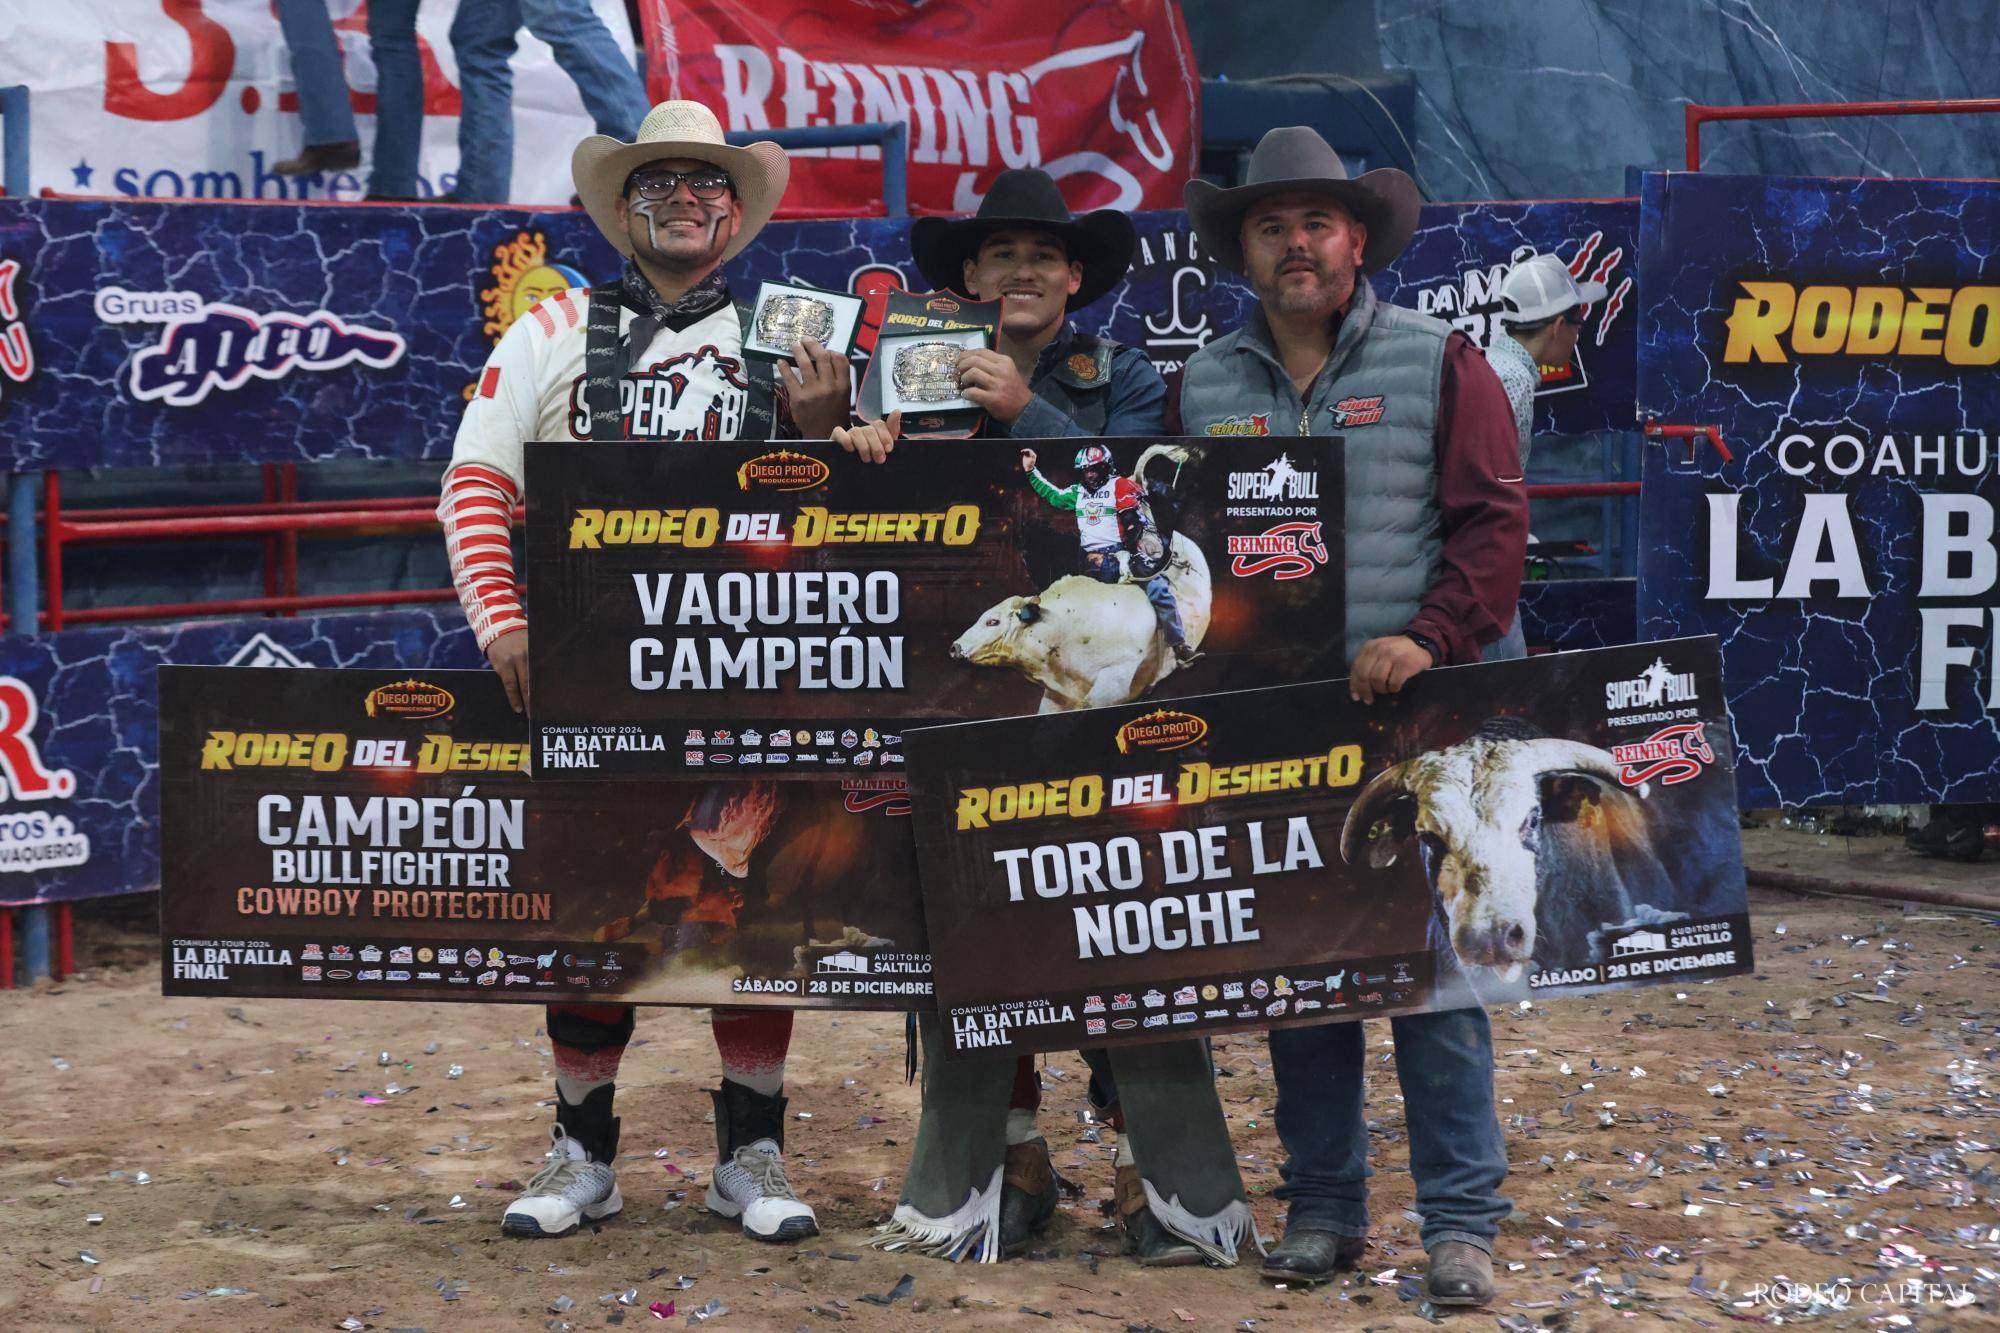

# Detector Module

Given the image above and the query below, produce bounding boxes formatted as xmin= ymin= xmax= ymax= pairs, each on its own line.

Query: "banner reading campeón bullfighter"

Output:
xmin=526 ymin=437 xmax=1344 ymax=778
xmin=159 ymin=667 xmax=929 ymax=1008
xmin=1637 ymin=171 xmax=2000 ymax=806
xmin=905 ymin=638 xmax=1752 ymax=1058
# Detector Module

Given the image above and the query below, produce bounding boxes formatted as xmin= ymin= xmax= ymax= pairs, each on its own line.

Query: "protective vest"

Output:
xmin=1178 ymin=280 xmax=1449 ymax=665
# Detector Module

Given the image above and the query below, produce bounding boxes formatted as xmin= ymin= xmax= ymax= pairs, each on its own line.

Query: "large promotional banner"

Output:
xmin=635 ymin=0 xmax=1199 ymax=216
xmin=1636 ymin=172 xmax=2000 ymax=807
xmin=0 ymin=0 xmax=638 ymax=205
xmin=0 ymin=197 xmax=1635 ymax=469
xmin=0 ymin=608 xmax=484 ymax=908
xmin=526 ymin=437 xmax=1345 ymax=778
xmin=905 ymin=639 xmax=1752 ymax=1059
xmin=159 ymin=667 xmax=929 ymax=1007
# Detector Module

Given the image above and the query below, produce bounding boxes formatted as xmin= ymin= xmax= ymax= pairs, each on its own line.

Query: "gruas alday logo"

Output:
xmin=98 ymin=286 xmax=405 ymax=408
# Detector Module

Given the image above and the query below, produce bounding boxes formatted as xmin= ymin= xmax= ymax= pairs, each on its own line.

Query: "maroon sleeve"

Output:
xmin=1405 ymin=332 xmax=1529 ymax=664
xmin=1162 ymin=366 xmax=1186 ymax=436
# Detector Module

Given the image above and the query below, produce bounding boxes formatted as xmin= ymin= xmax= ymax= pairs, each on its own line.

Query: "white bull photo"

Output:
xmin=951 ymin=443 xmax=1212 ymax=712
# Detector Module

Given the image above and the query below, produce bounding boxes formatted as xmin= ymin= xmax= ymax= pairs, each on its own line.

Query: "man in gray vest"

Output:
xmin=1174 ymin=126 xmax=1528 ymax=1307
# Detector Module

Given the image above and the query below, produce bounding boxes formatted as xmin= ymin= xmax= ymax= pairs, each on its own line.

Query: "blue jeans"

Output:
xmin=277 ymin=0 xmax=357 ymax=147
xmin=365 ymin=0 xmax=423 ymax=196
xmin=1481 ymin=609 xmax=1526 ymax=662
xmin=450 ymin=0 xmax=649 ymax=202
xmin=1082 ymin=548 xmax=1185 ymax=647
xmin=1268 ymin=1001 xmax=1511 ymax=1252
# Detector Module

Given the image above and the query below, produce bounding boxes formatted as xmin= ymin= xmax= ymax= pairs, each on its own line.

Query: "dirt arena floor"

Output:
xmin=2 ymin=840 xmax=1996 ymax=1331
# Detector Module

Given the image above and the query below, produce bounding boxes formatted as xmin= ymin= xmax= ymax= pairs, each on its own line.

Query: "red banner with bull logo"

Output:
xmin=634 ymin=0 xmax=1201 ymax=216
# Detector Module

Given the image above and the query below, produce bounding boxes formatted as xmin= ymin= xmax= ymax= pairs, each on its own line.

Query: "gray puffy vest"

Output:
xmin=1178 ymin=279 xmax=1448 ymax=665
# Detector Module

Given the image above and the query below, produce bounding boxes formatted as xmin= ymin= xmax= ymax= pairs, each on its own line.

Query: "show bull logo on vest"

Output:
xmin=525 ymin=437 xmax=1347 ymax=778
xmin=902 ymin=637 xmax=1752 ymax=1059
xmin=0 ymin=675 xmax=91 ymax=875
xmin=97 ymin=286 xmax=407 ymax=408
xmin=1636 ymin=171 xmax=2000 ymax=805
xmin=158 ymin=666 xmax=931 ymax=1008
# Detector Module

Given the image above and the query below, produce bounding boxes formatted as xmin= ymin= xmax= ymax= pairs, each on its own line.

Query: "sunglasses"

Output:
xmin=1559 ymin=308 xmax=1588 ymax=327
xmin=627 ymin=168 xmax=734 ymax=201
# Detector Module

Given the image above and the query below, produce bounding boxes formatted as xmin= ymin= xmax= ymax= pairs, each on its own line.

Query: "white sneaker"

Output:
xmin=501 ymin=1125 xmax=622 ymax=1238
xmin=705 ymin=1138 xmax=819 ymax=1241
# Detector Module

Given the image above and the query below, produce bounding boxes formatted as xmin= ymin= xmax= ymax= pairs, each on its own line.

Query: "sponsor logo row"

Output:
xmin=683 ymin=724 xmax=903 ymax=769
xmin=1077 ymin=961 xmax=1419 ymax=1035
xmin=296 ymin=942 xmax=624 ymax=990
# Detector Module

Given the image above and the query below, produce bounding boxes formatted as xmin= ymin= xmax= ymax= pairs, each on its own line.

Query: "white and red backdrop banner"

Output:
xmin=0 ymin=0 xmax=638 ymax=204
xmin=636 ymin=0 xmax=1201 ymax=216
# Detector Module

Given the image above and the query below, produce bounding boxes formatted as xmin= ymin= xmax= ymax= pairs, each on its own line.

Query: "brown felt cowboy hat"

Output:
xmin=1185 ymin=126 xmax=1420 ymax=275
xmin=910 ymin=168 xmax=1137 ymax=311
xmin=572 ymin=100 xmax=788 ymax=263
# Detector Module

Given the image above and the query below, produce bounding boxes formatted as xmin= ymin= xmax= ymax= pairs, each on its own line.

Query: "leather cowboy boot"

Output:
xmin=1259 ymin=1228 xmax=1367 ymax=1285
xmin=998 ymin=1137 xmax=1058 ymax=1256
xmin=1115 ymin=1164 xmax=1202 ymax=1267
xmin=1425 ymin=1239 xmax=1496 ymax=1306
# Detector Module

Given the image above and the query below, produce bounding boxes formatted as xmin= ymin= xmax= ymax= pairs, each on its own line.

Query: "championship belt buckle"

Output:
xmin=755 ymin=293 xmax=836 ymax=348
xmin=891 ymin=342 xmax=965 ymax=403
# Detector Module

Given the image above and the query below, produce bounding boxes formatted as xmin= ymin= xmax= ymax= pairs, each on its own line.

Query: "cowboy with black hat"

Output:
xmin=1175 ymin=126 xmax=1529 ymax=1306
xmin=832 ymin=167 xmax=1166 ymax=460
xmin=851 ymin=171 xmax=1253 ymax=1272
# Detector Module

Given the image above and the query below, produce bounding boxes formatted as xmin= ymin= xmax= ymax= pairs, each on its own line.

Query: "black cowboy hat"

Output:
xmin=911 ymin=168 xmax=1137 ymax=311
xmin=1185 ymin=126 xmax=1419 ymax=276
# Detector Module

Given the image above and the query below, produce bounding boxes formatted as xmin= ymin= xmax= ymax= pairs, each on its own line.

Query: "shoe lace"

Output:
xmin=524 ymin=1132 xmax=591 ymax=1195
xmin=733 ymin=1146 xmax=797 ymax=1201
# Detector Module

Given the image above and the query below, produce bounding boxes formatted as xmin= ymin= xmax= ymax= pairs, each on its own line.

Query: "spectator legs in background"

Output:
xmin=519 ymin=0 xmax=650 ymax=142
xmin=274 ymin=0 xmax=361 ymax=175
xmin=365 ymin=0 xmax=425 ymax=199
xmin=448 ymin=0 xmax=524 ymax=202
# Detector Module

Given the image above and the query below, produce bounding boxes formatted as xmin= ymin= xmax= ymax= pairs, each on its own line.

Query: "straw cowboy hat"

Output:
xmin=910 ymin=167 xmax=1138 ymax=311
xmin=1185 ymin=126 xmax=1420 ymax=275
xmin=571 ymin=101 xmax=789 ymax=262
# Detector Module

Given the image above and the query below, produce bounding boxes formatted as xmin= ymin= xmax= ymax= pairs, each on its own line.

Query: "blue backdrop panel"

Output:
xmin=1635 ymin=171 xmax=2000 ymax=808
xmin=0 ymin=197 xmax=1638 ymax=469
xmin=0 ymin=610 xmax=481 ymax=906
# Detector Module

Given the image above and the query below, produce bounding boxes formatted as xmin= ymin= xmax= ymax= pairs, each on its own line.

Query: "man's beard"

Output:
xmin=1258 ymin=260 xmax=1354 ymax=317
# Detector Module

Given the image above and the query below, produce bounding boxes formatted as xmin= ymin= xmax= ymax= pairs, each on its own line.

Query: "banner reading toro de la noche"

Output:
xmin=904 ymin=639 xmax=1753 ymax=1059
xmin=159 ymin=667 xmax=929 ymax=1008
xmin=527 ymin=438 xmax=1344 ymax=779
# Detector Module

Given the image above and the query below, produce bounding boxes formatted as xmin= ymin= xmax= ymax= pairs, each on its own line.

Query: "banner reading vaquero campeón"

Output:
xmin=526 ymin=438 xmax=1344 ymax=779
xmin=159 ymin=667 xmax=929 ymax=1008
xmin=1636 ymin=171 xmax=2000 ymax=807
xmin=904 ymin=639 xmax=1751 ymax=1059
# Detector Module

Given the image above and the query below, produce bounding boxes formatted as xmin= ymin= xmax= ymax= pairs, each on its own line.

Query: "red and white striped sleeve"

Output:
xmin=439 ymin=308 xmax=553 ymax=651
xmin=439 ymin=463 xmax=524 ymax=650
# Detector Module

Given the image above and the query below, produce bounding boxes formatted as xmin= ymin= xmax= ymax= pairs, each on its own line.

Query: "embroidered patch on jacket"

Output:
xmin=1066 ymin=352 xmax=1100 ymax=381
xmin=1329 ymin=395 xmax=1385 ymax=427
xmin=1206 ymin=412 xmax=1270 ymax=436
